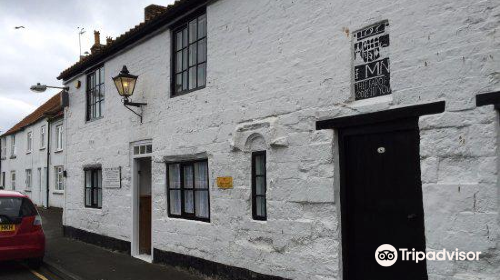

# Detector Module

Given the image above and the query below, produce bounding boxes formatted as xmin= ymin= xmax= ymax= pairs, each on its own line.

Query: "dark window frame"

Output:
xmin=170 ymin=8 xmax=207 ymax=97
xmin=84 ymin=167 xmax=102 ymax=209
xmin=86 ymin=66 xmax=105 ymax=121
xmin=166 ymin=159 xmax=210 ymax=222
xmin=252 ymin=151 xmax=267 ymax=221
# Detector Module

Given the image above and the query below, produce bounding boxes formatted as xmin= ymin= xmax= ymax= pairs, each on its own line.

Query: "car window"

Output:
xmin=0 ymin=197 xmax=36 ymax=221
xmin=0 ymin=197 xmax=23 ymax=221
xmin=20 ymin=198 xmax=37 ymax=217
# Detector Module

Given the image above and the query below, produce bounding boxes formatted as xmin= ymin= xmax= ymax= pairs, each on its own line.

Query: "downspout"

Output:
xmin=0 ymin=136 xmax=2 ymax=189
xmin=46 ymin=120 xmax=51 ymax=208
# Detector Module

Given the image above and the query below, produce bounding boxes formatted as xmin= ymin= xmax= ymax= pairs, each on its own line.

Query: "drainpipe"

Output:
xmin=0 ymin=135 xmax=2 ymax=189
xmin=45 ymin=120 xmax=51 ymax=208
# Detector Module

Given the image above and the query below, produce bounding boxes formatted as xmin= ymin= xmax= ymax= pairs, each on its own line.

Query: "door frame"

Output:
xmin=315 ymin=101 xmax=445 ymax=278
xmin=338 ymin=118 xmax=422 ymax=279
xmin=131 ymin=140 xmax=153 ymax=259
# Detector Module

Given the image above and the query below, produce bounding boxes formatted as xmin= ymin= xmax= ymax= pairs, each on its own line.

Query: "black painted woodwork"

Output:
xmin=339 ymin=119 xmax=428 ymax=280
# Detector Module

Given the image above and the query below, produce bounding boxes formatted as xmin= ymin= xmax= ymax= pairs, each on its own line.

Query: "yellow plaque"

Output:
xmin=217 ymin=177 xmax=233 ymax=189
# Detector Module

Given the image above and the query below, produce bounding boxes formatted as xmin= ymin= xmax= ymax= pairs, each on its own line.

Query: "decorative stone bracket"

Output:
xmin=230 ymin=117 xmax=289 ymax=152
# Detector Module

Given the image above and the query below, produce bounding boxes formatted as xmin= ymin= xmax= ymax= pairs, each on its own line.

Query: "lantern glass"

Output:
xmin=112 ymin=66 xmax=138 ymax=98
xmin=115 ymin=76 xmax=137 ymax=97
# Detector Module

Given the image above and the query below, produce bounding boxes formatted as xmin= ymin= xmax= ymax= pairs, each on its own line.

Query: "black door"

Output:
xmin=339 ymin=118 xmax=428 ymax=280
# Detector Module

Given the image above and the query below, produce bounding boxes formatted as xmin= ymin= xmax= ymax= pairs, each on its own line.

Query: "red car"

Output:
xmin=0 ymin=190 xmax=45 ymax=267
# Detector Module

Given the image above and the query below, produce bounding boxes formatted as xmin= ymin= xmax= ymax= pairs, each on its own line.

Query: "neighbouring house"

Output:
xmin=56 ymin=0 xmax=499 ymax=279
xmin=0 ymin=92 xmax=66 ymax=208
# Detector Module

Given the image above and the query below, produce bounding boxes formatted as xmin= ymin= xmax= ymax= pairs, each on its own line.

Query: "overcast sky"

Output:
xmin=0 ymin=0 xmax=175 ymax=132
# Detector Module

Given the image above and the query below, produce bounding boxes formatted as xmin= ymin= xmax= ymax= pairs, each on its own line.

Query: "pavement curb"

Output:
xmin=43 ymin=258 xmax=85 ymax=280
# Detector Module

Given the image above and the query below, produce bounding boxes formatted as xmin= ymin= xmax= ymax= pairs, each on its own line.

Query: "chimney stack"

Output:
xmin=144 ymin=4 xmax=168 ymax=21
xmin=106 ymin=36 xmax=113 ymax=45
xmin=90 ymin=30 xmax=102 ymax=54
xmin=94 ymin=31 xmax=100 ymax=45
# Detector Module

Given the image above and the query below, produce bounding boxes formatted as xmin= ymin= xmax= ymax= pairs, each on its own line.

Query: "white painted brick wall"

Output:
xmin=62 ymin=0 xmax=500 ymax=279
xmin=0 ymin=118 xmax=66 ymax=208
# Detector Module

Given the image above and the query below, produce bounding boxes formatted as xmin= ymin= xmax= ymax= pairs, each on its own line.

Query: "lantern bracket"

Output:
xmin=123 ymin=97 xmax=147 ymax=123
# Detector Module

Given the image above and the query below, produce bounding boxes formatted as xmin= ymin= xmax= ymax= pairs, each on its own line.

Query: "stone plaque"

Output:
xmin=104 ymin=167 xmax=121 ymax=189
xmin=353 ymin=20 xmax=391 ymax=100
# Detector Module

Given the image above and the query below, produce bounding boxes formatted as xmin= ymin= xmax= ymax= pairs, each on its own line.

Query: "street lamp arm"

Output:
xmin=46 ymin=85 xmax=70 ymax=91
xmin=30 ymin=83 xmax=69 ymax=93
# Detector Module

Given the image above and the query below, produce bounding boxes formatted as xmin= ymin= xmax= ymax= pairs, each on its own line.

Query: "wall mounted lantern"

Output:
xmin=112 ymin=65 xmax=147 ymax=123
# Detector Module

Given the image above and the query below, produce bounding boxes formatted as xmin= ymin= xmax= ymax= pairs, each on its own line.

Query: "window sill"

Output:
xmin=53 ymin=190 xmax=64 ymax=195
xmin=86 ymin=116 xmax=104 ymax=124
xmin=84 ymin=206 xmax=102 ymax=210
xmin=26 ymin=151 xmax=32 ymax=155
xmin=170 ymin=85 xmax=206 ymax=98
xmin=54 ymin=149 xmax=63 ymax=153
xmin=167 ymin=215 xmax=210 ymax=223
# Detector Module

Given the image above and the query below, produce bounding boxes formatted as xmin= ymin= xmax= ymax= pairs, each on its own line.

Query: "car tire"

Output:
xmin=27 ymin=257 xmax=43 ymax=269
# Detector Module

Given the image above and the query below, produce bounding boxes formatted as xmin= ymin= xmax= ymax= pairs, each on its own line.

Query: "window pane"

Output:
xmin=183 ymin=165 xmax=193 ymax=189
xmin=85 ymin=171 xmax=91 ymax=188
xmin=168 ymin=164 xmax=181 ymax=189
xmin=256 ymin=196 xmax=266 ymax=217
xmin=91 ymin=101 xmax=96 ymax=119
xmin=182 ymin=49 xmax=188 ymax=71
xmin=99 ymin=68 xmax=105 ymax=85
xmin=198 ymin=38 xmax=206 ymax=63
xmin=97 ymin=188 xmax=102 ymax=208
xmin=182 ymin=72 xmax=188 ymax=91
xmin=97 ymin=169 xmax=102 ymax=189
xmin=194 ymin=162 xmax=208 ymax=189
xmin=189 ymin=19 xmax=197 ymax=43
xmin=195 ymin=191 xmax=209 ymax=218
xmin=189 ymin=43 xmax=197 ymax=66
xmin=93 ymin=185 xmax=98 ymax=205
xmin=256 ymin=177 xmax=266 ymax=195
xmin=176 ymin=51 xmax=183 ymax=73
xmin=85 ymin=188 xmax=91 ymax=206
xmin=99 ymin=84 xmax=105 ymax=100
xmin=197 ymin=63 xmax=206 ymax=87
xmin=146 ymin=145 xmax=152 ymax=154
xmin=182 ymin=28 xmax=188 ymax=47
xmin=184 ymin=190 xmax=194 ymax=213
xmin=140 ymin=145 xmax=146 ymax=154
xmin=175 ymin=74 xmax=183 ymax=93
xmin=176 ymin=31 xmax=183 ymax=51
xmin=189 ymin=67 xmax=197 ymax=89
xmin=169 ymin=190 xmax=181 ymax=215
xmin=198 ymin=14 xmax=206 ymax=38
xmin=255 ymin=155 xmax=265 ymax=176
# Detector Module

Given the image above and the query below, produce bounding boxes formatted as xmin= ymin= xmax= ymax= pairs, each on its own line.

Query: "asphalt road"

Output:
xmin=0 ymin=261 xmax=64 ymax=280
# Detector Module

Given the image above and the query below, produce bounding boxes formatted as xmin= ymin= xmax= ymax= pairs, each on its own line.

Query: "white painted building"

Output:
xmin=0 ymin=93 xmax=66 ymax=208
xmin=57 ymin=1 xmax=500 ymax=279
